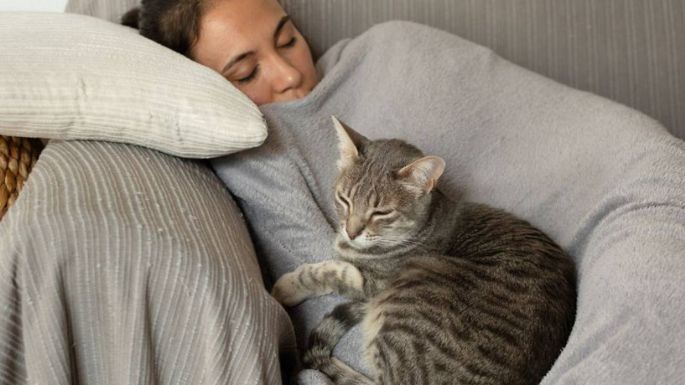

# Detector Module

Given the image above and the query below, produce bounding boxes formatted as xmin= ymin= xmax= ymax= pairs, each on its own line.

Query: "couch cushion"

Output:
xmin=65 ymin=0 xmax=139 ymax=23
xmin=0 ymin=140 xmax=296 ymax=384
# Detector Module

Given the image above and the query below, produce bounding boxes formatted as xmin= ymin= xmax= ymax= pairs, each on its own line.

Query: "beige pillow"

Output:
xmin=0 ymin=12 xmax=266 ymax=159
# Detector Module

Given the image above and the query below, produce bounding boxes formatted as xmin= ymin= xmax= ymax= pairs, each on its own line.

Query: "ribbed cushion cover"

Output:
xmin=0 ymin=12 xmax=266 ymax=158
xmin=66 ymin=0 xmax=685 ymax=139
xmin=0 ymin=140 xmax=297 ymax=384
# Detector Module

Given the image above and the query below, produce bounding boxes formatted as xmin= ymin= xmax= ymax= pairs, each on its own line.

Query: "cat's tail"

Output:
xmin=304 ymin=301 xmax=374 ymax=385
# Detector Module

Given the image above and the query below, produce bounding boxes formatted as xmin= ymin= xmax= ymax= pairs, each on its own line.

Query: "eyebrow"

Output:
xmin=220 ymin=15 xmax=291 ymax=75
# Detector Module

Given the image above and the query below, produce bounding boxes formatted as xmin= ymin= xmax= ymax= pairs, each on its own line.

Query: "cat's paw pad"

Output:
xmin=271 ymin=272 xmax=309 ymax=306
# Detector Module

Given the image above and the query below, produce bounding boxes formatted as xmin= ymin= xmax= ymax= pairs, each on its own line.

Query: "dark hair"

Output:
xmin=121 ymin=0 xmax=206 ymax=58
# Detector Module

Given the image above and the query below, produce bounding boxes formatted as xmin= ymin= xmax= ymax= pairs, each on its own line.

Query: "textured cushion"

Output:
xmin=212 ymin=21 xmax=685 ymax=384
xmin=0 ymin=140 xmax=296 ymax=384
xmin=65 ymin=0 xmax=685 ymax=139
xmin=64 ymin=0 xmax=139 ymax=22
xmin=0 ymin=12 xmax=266 ymax=158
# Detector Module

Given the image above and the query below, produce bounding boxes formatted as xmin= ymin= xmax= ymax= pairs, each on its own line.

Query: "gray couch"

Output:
xmin=1 ymin=1 xmax=683 ymax=385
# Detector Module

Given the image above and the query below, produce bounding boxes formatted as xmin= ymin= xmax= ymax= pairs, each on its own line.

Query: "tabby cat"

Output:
xmin=272 ymin=117 xmax=576 ymax=385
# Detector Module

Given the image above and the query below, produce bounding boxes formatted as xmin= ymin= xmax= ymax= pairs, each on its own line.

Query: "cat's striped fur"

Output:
xmin=272 ymin=117 xmax=576 ymax=385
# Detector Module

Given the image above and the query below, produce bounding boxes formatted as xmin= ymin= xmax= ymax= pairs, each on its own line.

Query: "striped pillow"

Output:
xmin=0 ymin=12 xmax=266 ymax=159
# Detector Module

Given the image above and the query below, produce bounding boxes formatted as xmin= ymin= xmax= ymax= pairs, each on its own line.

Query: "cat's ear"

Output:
xmin=332 ymin=116 xmax=366 ymax=170
xmin=396 ymin=156 xmax=446 ymax=194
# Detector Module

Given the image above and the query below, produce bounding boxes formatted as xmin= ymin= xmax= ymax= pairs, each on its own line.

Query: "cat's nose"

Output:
xmin=347 ymin=227 xmax=361 ymax=240
xmin=346 ymin=218 xmax=364 ymax=240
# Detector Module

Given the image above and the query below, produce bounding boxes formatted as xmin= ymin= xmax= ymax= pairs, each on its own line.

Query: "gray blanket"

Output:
xmin=212 ymin=21 xmax=685 ymax=384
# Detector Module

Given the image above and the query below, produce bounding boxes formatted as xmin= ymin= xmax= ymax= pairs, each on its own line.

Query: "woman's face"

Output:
xmin=191 ymin=0 xmax=319 ymax=106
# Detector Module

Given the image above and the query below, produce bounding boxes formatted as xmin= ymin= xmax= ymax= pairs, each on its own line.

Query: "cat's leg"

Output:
xmin=271 ymin=260 xmax=364 ymax=306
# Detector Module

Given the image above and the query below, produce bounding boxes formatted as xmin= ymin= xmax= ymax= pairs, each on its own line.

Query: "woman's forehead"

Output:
xmin=202 ymin=0 xmax=285 ymax=39
xmin=192 ymin=0 xmax=287 ymax=66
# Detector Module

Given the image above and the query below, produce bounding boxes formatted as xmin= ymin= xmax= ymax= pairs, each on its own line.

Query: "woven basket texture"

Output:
xmin=0 ymin=136 xmax=42 ymax=220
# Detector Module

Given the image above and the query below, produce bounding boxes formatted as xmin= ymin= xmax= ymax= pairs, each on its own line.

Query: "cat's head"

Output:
xmin=331 ymin=116 xmax=445 ymax=252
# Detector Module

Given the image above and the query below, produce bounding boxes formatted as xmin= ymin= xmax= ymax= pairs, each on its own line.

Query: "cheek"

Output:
xmin=238 ymin=80 xmax=271 ymax=106
xmin=366 ymin=218 xmax=394 ymax=236
xmin=386 ymin=217 xmax=414 ymax=234
xmin=366 ymin=222 xmax=381 ymax=236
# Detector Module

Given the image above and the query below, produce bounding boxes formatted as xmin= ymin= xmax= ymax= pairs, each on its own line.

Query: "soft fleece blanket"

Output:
xmin=212 ymin=21 xmax=685 ymax=384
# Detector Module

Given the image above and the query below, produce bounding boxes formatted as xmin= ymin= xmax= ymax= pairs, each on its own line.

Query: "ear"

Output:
xmin=396 ymin=156 xmax=446 ymax=194
xmin=331 ymin=116 xmax=367 ymax=170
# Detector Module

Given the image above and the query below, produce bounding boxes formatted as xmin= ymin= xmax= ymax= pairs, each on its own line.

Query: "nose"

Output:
xmin=346 ymin=217 xmax=364 ymax=240
xmin=269 ymin=54 xmax=303 ymax=95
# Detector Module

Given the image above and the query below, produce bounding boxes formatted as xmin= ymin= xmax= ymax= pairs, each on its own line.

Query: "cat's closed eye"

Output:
xmin=369 ymin=209 xmax=397 ymax=224
xmin=370 ymin=209 xmax=393 ymax=218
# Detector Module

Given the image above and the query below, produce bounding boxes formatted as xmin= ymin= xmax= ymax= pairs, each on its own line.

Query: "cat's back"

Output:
xmin=446 ymin=202 xmax=575 ymax=282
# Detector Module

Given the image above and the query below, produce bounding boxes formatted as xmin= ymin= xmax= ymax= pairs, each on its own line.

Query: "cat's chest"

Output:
xmin=343 ymin=255 xmax=413 ymax=295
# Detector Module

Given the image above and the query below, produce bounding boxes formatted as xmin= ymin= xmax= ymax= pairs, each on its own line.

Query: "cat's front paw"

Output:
xmin=271 ymin=272 xmax=311 ymax=306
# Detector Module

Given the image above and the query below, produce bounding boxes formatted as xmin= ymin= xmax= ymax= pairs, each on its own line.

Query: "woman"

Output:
xmin=123 ymin=0 xmax=320 ymax=106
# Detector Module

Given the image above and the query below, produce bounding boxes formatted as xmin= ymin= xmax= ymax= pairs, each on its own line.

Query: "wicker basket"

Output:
xmin=0 ymin=136 xmax=43 ymax=220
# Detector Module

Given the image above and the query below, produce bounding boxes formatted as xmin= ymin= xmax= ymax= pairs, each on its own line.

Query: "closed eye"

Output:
xmin=370 ymin=209 xmax=394 ymax=219
xmin=279 ymin=37 xmax=297 ymax=48
xmin=237 ymin=65 xmax=259 ymax=83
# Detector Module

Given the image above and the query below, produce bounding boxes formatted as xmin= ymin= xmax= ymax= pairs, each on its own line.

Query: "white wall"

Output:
xmin=0 ymin=0 xmax=68 ymax=12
